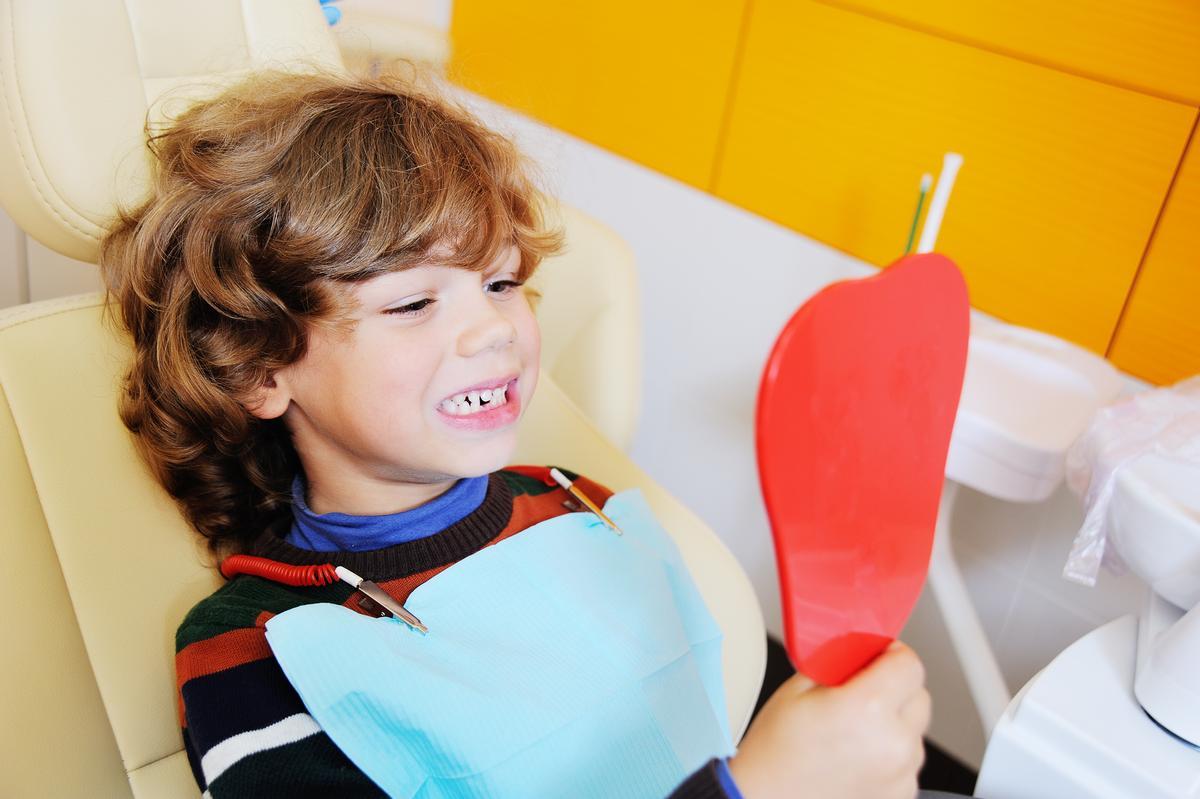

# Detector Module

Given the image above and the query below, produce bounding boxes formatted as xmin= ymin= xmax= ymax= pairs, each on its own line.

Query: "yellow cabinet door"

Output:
xmin=826 ymin=0 xmax=1200 ymax=105
xmin=715 ymin=0 xmax=1194 ymax=353
xmin=450 ymin=0 xmax=748 ymax=190
xmin=1109 ymin=127 xmax=1200 ymax=384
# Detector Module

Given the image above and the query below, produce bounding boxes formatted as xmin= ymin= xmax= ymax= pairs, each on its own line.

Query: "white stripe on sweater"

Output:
xmin=200 ymin=712 xmax=322 ymax=787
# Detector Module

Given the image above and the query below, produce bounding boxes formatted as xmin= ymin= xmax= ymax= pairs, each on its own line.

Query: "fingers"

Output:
xmin=873 ymin=708 xmax=927 ymax=797
xmin=899 ymin=687 xmax=932 ymax=735
xmin=887 ymin=705 xmax=928 ymax=792
xmin=845 ymin=641 xmax=926 ymax=709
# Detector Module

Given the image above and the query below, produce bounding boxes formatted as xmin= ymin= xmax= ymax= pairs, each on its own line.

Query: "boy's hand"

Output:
xmin=727 ymin=642 xmax=930 ymax=799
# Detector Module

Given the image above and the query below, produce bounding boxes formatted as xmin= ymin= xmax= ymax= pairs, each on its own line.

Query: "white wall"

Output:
xmin=456 ymin=91 xmax=1147 ymax=769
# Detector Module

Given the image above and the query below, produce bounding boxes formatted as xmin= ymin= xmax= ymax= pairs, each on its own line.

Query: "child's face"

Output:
xmin=256 ymin=244 xmax=539 ymax=509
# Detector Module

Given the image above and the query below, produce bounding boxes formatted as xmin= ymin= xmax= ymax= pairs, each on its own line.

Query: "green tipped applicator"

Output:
xmin=905 ymin=173 xmax=933 ymax=255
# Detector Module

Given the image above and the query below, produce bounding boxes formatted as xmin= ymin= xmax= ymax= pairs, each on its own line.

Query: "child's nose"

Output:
xmin=456 ymin=303 xmax=517 ymax=358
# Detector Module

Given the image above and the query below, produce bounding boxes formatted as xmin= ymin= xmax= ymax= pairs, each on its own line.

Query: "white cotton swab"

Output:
xmin=335 ymin=565 xmax=364 ymax=588
xmin=916 ymin=152 xmax=964 ymax=254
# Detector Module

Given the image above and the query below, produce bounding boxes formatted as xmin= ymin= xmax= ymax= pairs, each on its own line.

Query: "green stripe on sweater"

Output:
xmin=176 ymin=577 xmax=352 ymax=652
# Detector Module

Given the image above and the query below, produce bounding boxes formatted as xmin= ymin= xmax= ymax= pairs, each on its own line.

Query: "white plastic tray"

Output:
xmin=946 ymin=317 xmax=1124 ymax=502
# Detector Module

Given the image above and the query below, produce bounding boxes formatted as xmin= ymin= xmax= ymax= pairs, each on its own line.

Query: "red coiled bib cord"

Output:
xmin=219 ymin=554 xmax=429 ymax=633
xmin=219 ymin=554 xmax=339 ymax=587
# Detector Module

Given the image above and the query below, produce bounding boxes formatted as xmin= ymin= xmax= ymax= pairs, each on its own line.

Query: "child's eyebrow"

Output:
xmin=352 ymin=267 xmax=438 ymax=307
xmin=374 ymin=239 xmax=518 ymax=281
xmin=488 ymin=240 xmax=521 ymax=271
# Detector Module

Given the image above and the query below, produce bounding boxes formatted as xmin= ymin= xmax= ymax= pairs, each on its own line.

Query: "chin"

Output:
xmin=455 ymin=438 xmax=520 ymax=478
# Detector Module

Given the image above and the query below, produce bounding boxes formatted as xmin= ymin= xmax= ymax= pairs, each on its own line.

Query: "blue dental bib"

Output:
xmin=264 ymin=489 xmax=734 ymax=798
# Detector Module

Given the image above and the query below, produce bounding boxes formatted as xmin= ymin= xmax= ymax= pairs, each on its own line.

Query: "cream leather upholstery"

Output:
xmin=0 ymin=0 xmax=341 ymax=263
xmin=528 ymin=201 xmax=642 ymax=450
xmin=0 ymin=1 xmax=765 ymax=796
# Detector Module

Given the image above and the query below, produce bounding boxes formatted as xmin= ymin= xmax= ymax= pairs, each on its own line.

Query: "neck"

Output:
xmin=303 ymin=471 xmax=459 ymax=516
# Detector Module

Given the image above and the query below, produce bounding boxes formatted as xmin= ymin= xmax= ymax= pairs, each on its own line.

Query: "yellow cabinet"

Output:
xmin=826 ymin=0 xmax=1200 ymax=105
xmin=1109 ymin=128 xmax=1200 ymax=384
xmin=450 ymin=0 xmax=748 ymax=190
xmin=714 ymin=0 xmax=1194 ymax=352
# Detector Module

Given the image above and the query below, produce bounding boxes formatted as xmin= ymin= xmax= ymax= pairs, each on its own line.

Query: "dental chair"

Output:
xmin=0 ymin=2 xmax=765 ymax=796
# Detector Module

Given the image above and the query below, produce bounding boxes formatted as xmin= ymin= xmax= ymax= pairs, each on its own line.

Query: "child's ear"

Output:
xmin=243 ymin=371 xmax=293 ymax=420
xmin=523 ymin=284 xmax=542 ymax=313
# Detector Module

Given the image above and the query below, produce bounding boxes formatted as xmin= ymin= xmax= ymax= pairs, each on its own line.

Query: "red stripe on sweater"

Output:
xmin=175 ymin=627 xmax=273 ymax=726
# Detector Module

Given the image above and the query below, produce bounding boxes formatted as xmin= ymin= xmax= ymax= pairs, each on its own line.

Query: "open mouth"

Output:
xmin=438 ymin=377 xmax=517 ymax=417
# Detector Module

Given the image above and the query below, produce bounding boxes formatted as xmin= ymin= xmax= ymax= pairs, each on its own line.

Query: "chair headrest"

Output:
xmin=0 ymin=0 xmax=343 ymax=263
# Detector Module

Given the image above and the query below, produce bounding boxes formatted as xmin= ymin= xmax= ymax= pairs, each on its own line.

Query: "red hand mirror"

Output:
xmin=755 ymin=253 xmax=969 ymax=686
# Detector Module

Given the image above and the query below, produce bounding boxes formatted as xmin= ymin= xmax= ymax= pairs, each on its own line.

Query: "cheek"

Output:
xmin=525 ymin=321 xmax=541 ymax=363
xmin=518 ymin=307 xmax=541 ymax=362
xmin=521 ymin=318 xmax=541 ymax=400
xmin=363 ymin=344 xmax=437 ymax=405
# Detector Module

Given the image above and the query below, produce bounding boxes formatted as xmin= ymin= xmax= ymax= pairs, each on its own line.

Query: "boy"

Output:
xmin=100 ymin=70 xmax=929 ymax=798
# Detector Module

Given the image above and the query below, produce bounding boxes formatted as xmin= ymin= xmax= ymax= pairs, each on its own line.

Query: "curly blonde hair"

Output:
xmin=100 ymin=70 xmax=563 ymax=556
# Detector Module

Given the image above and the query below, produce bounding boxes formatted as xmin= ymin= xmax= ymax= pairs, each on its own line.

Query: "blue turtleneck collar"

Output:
xmin=285 ymin=472 xmax=490 ymax=553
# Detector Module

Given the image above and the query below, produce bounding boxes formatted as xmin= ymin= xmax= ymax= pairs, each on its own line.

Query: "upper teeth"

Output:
xmin=440 ymin=383 xmax=509 ymax=415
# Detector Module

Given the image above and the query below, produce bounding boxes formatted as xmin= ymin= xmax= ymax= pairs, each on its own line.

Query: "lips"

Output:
xmin=436 ymin=377 xmax=522 ymax=432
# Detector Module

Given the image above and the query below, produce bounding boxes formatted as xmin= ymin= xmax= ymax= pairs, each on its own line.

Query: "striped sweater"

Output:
xmin=176 ymin=466 xmax=738 ymax=798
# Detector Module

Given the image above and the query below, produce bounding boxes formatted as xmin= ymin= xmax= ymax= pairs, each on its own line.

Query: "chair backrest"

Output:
xmin=0 ymin=0 xmax=342 ymax=263
xmin=0 ymin=0 xmax=641 ymax=450
xmin=529 ymin=201 xmax=642 ymax=450
xmin=0 ymin=2 xmax=764 ymax=796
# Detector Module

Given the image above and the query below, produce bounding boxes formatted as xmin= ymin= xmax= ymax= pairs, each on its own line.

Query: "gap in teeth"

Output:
xmin=442 ymin=383 xmax=508 ymax=415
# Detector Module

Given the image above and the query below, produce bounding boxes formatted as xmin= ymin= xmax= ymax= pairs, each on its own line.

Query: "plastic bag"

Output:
xmin=1064 ymin=376 xmax=1200 ymax=586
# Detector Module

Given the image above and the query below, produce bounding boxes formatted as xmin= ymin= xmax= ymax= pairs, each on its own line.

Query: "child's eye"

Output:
xmin=486 ymin=279 xmax=524 ymax=296
xmin=384 ymin=298 xmax=435 ymax=316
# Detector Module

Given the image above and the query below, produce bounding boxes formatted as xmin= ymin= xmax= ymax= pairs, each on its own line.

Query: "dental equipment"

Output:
xmin=219 ymin=554 xmax=430 ymax=633
xmin=336 ymin=566 xmax=428 ymax=634
xmin=905 ymin=172 xmax=933 ymax=254
xmin=550 ymin=467 xmax=623 ymax=535
xmin=977 ymin=383 xmax=1200 ymax=798
xmin=916 ymin=152 xmax=963 ymax=254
